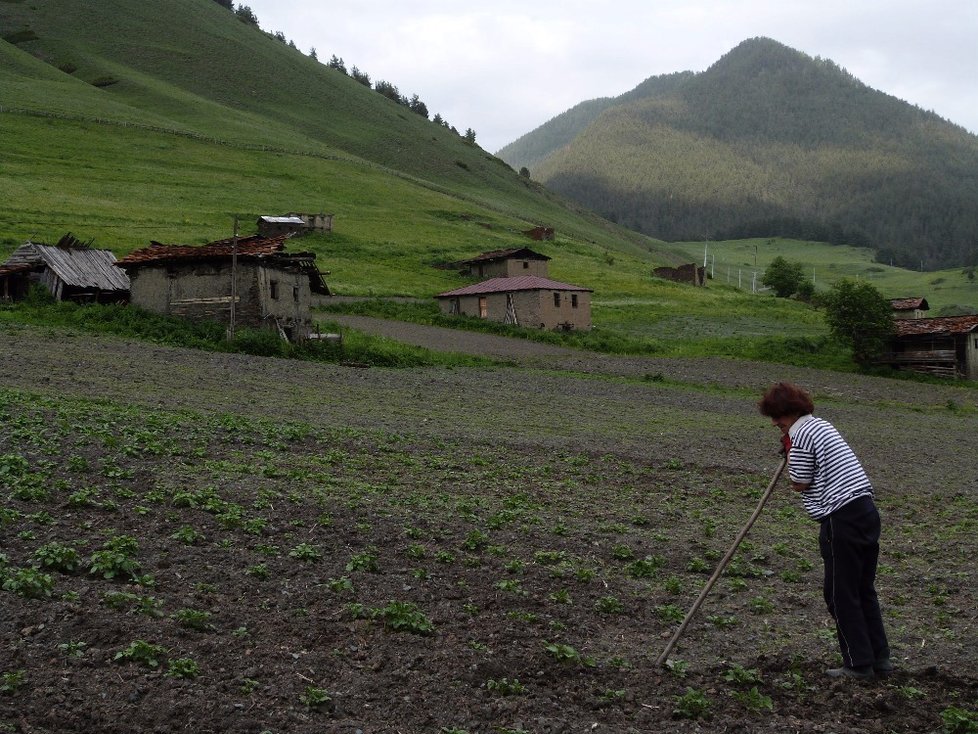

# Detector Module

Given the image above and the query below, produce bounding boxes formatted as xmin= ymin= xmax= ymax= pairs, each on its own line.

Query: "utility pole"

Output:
xmin=229 ymin=216 xmax=238 ymax=341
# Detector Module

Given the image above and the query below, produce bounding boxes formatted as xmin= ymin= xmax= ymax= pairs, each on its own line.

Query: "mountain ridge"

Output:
xmin=498 ymin=37 xmax=978 ymax=269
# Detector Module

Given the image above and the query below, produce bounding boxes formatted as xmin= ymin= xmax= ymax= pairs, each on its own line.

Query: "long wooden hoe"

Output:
xmin=655 ymin=456 xmax=787 ymax=667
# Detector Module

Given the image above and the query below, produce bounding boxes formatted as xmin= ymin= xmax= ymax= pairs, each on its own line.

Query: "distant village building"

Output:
xmin=653 ymin=263 xmax=706 ymax=286
xmin=882 ymin=315 xmax=978 ymax=379
xmin=523 ymin=226 xmax=555 ymax=241
xmin=117 ymin=234 xmax=330 ymax=342
xmin=889 ymin=296 xmax=930 ymax=319
xmin=435 ymin=275 xmax=592 ymax=331
xmin=0 ymin=233 xmax=129 ymax=303
xmin=458 ymin=247 xmax=551 ymax=280
xmin=257 ymin=212 xmax=334 ymax=238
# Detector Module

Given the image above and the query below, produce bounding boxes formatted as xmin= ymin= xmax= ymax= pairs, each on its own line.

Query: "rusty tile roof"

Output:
xmin=460 ymin=247 xmax=551 ymax=264
xmin=890 ymin=297 xmax=929 ymax=311
xmin=436 ymin=275 xmax=591 ymax=298
xmin=117 ymin=235 xmax=289 ymax=266
xmin=893 ymin=314 xmax=978 ymax=337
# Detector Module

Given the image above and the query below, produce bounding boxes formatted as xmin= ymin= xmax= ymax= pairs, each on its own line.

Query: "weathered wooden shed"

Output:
xmin=458 ymin=247 xmax=551 ymax=280
xmin=117 ymin=235 xmax=330 ymax=341
xmin=883 ymin=315 xmax=978 ymax=379
xmin=435 ymin=275 xmax=592 ymax=331
xmin=0 ymin=234 xmax=130 ymax=303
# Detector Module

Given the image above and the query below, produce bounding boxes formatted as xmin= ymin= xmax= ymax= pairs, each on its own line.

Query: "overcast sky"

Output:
xmin=242 ymin=0 xmax=978 ymax=153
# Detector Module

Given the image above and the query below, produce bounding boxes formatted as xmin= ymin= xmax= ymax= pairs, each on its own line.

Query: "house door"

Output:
xmin=504 ymin=293 xmax=518 ymax=325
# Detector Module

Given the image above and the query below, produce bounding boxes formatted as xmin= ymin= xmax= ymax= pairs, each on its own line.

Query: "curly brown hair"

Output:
xmin=758 ymin=382 xmax=815 ymax=418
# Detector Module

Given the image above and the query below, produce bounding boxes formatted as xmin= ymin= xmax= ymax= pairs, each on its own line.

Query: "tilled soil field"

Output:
xmin=2 ymin=323 xmax=978 ymax=733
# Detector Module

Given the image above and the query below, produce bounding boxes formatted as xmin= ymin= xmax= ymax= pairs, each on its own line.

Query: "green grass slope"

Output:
xmin=2 ymin=4 xmax=972 ymax=358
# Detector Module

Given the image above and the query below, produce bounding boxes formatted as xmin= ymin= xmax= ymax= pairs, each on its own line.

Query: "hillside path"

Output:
xmin=326 ymin=314 xmax=978 ymax=408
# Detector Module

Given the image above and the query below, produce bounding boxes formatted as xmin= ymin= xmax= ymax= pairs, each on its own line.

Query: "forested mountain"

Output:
xmin=498 ymin=38 xmax=978 ymax=269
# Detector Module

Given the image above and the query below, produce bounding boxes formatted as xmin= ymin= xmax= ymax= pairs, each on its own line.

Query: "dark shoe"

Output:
xmin=826 ymin=665 xmax=875 ymax=680
xmin=874 ymin=658 xmax=895 ymax=676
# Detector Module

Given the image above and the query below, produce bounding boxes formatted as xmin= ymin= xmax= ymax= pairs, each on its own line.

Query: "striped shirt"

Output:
xmin=788 ymin=414 xmax=873 ymax=521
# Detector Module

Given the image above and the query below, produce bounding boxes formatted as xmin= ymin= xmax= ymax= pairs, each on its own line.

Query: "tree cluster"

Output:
xmin=215 ymin=4 xmax=476 ymax=144
xmin=819 ymin=279 xmax=894 ymax=367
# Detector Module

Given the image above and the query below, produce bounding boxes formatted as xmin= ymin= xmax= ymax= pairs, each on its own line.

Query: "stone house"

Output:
xmin=117 ymin=235 xmax=330 ymax=341
xmin=889 ymin=297 xmax=930 ymax=319
xmin=257 ymin=212 xmax=334 ymax=238
xmin=653 ymin=263 xmax=706 ymax=286
xmin=435 ymin=275 xmax=592 ymax=331
xmin=458 ymin=247 xmax=551 ymax=280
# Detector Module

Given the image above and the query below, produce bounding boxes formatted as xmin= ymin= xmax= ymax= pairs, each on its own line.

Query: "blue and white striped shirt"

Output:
xmin=788 ymin=414 xmax=873 ymax=521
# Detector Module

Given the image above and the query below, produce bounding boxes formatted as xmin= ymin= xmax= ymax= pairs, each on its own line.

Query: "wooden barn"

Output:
xmin=0 ymin=233 xmax=129 ymax=303
xmin=435 ymin=275 xmax=592 ymax=331
xmin=117 ymin=235 xmax=330 ymax=342
xmin=883 ymin=315 xmax=978 ymax=379
xmin=458 ymin=247 xmax=551 ymax=280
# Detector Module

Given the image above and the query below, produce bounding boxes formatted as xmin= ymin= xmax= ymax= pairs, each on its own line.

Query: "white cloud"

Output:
xmin=244 ymin=0 xmax=978 ymax=151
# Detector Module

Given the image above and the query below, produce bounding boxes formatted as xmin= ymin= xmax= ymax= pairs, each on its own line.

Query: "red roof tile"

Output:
xmin=893 ymin=315 xmax=978 ymax=337
xmin=436 ymin=275 xmax=591 ymax=298
xmin=117 ymin=235 xmax=288 ymax=266
xmin=890 ymin=297 xmax=929 ymax=311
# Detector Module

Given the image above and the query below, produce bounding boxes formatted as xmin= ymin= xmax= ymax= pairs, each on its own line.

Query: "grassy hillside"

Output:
xmin=499 ymin=38 xmax=978 ymax=270
xmin=2 ymin=3 xmax=972 ymax=357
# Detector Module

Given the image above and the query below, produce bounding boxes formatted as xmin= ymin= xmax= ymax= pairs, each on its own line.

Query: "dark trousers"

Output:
xmin=819 ymin=496 xmax=890 ymax=669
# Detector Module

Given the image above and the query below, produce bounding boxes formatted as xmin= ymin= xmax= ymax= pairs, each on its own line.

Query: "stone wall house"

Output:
xmin=889 ymin=297 xmax=930 ymax=319
xmin=257 ymin=213 xmax=334 ymax=237
xmin=0 ymin=233 xmax=129 ymax=303
xmin=459 ymin=247 xmax=551 ymax=280
xmin=256 ymin=216 xmax=305 ymax=238
xmin=653 ymin=263 xmax=706 ymax=286
xmin=117 ymin=235 xmax=330 ymax=341
xmin=435 ymin=275 xmax=592 ymax=331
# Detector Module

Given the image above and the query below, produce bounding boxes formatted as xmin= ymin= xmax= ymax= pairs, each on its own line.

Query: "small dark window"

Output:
xmin=293 ymin=285 xmax=300 ymax=302
xmin=553 ymin=292 xmax=561 ymax=307
xmin=522 ymin=261 xmax=529 ymax=269
xmin=269 ymin=280 xmax=279 ymax=299
xmin=571 ymin=294 xmax=578 ymax=308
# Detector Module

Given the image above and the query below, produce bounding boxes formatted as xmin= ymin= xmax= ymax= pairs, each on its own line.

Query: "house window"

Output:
xmin=571 ymin=294 xmax=578 ymax=308
xmin=293 ymin=285 xmax=300 ymax=302
xmin=270 ymin=280 xmax=279 ymax=300
xmin=522 ymin=261 xmax=529 ymax=269
xmin=479 ymin=296 xmax=488 ymax=318
xmin=553 ymin=292 xmax=561 ymax=307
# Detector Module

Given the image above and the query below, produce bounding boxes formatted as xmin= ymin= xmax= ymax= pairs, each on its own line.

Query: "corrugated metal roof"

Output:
xmin=259 ymin=216 xmax=305 ymax=225
xmin=890 ymin=297 xmax=929 ymax=311
xmin=436 ymin=275 xmax=591 ymax=298
xmin=461 ymin=247 xmax=551 ymax=264
xmin=15 ymin=243 xmax=130 ymax=291
xmin=893 ymin=315 xmax=978 ymax=337
xmin=118 ymin=235 xmax=289 ymax=266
